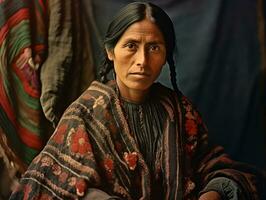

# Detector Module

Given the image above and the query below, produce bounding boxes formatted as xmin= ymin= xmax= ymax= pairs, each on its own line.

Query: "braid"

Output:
xmin=98 ymin=54 xmax=114 ymax=83
xmin=167 ymin=55 xmax=179 ymax=93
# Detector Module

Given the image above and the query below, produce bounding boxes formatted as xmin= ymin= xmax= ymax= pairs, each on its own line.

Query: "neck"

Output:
xmin=120 ymin=89 xmax=149 ymax=103
xmin=116 ymin=80 xmax=149 ymax=103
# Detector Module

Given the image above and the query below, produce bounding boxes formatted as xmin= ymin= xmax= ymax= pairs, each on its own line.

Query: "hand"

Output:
xmin=198 ymin=191 xmax=222 ymax=200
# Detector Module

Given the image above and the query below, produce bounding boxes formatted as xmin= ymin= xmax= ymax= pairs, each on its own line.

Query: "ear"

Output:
xmin=105 ymin=47 xmax=114 ymax=61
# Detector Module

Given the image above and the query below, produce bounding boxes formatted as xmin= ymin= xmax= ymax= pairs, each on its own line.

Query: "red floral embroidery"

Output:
xmin=103 ymin=157 xmax=114 ymax=179
xmin=53 ymin=124 xmax=68 ymax=144
xmin=185 ymin=119 xmax=198 ymax=136
xmin=124 ymin=152 xmax=138 ymax=170
xmin=71 ymin=127 xmax=92 ymax=155
xmin=23 ymin=184 xmax=32 ymax=200
xmin=75 ymin=178 xmax=87 ymax=197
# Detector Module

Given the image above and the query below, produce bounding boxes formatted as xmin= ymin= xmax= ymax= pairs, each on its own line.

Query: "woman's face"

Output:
xmin=106 ymin=18 xmax=166 ymax=100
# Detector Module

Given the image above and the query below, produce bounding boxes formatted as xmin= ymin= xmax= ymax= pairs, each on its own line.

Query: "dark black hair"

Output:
xmin=98 ymin=1 xmax=178 ymax=92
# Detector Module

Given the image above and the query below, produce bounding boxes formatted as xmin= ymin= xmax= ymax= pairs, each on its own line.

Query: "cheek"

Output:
xmin=113 ymin=54 xmax=132 ymax=69
xmin=114 ymin=63 xmax=126 ymax=78
xmin=152 ymin=56 xmax=166 ymax=71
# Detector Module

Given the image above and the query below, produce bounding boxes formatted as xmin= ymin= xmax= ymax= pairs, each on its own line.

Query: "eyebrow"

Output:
xmin=123 ymin=39 xmax=140 ymax=44
xmin=122 ymin=38 xmax=165 ymax=45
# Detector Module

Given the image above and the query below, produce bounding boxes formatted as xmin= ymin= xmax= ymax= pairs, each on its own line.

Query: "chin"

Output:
xmin=127 ymin=82 xmax=152 ymax=91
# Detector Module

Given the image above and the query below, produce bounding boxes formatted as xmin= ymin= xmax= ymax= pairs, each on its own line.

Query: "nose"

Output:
xmin=136 ymin=48 xmax=148 ymax=67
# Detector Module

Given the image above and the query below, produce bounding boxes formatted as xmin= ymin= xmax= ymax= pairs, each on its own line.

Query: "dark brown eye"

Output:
xmin=149 ymin=45 xmax=160 ymax=52
xmin=126 ymin=42 xmax=136 ymax=50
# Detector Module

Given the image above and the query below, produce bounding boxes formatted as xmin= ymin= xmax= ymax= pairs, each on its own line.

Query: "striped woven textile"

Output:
xmin=0 ymin=0 xmax=49 ymax=171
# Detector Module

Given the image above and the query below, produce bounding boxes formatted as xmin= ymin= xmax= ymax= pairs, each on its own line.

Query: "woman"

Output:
xmin=9 ymin=2 xmax=264 ymax=200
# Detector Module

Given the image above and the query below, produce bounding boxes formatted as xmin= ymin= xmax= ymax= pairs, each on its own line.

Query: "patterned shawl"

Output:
xmin=9 ymin=81 xmax=265 ymax=200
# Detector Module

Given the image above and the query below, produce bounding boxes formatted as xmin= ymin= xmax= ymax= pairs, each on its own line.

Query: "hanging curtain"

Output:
xmin=0 ymin=0 xmax=49 ymax=172
xmin=0 ymin=0 xmax=96 ymax=174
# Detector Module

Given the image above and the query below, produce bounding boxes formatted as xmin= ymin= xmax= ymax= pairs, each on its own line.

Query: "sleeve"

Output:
xmin=199 ymin=177 xmax=241 ymax=200
xmin=195 ymin=145 xmax=266 ymax=200
xmin=179 ymin=95 xmax=266 ymax=200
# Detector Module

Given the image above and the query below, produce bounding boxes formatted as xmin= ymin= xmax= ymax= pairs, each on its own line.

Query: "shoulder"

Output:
xmin=152 ymin=82 xmax=204 ymax=121
xmin=64 ymin=81 xmax=116 ymax=118
xmin=152 ymin=82 xmax=190 ymax=106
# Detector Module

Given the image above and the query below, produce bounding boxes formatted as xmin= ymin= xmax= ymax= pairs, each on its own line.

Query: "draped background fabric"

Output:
xmin=0 ymin=0 xmax=49 ymax=172
xmin=0 ymin=0 xmax=95 ymax=174
xmin=40 ymin=0 xmax=95 ymax=127
xmin=91 ymin=0 xmax=266 ymax=169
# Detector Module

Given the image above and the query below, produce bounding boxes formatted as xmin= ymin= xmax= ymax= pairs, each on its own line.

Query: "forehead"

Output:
xmin=119 ymin=19 xmax=165 ymax=42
